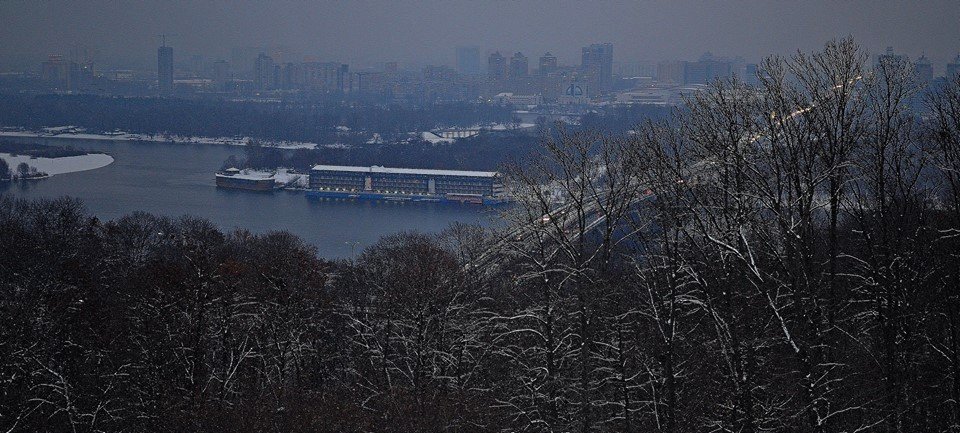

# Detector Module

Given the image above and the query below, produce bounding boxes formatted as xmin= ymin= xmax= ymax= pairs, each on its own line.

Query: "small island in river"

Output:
xmin=0 ymin=140 xmax=114 ymax=180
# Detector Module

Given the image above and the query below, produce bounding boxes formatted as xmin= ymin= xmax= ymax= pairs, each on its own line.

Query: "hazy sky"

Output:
xmin=1 ymin=0 xmax=958 ymax=72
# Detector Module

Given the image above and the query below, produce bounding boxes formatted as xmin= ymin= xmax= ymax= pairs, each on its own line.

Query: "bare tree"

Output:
xmin=497 ymin=127 xmax=646 ymax=432
xmin=926 ymin=73 xmax=960 ymax=428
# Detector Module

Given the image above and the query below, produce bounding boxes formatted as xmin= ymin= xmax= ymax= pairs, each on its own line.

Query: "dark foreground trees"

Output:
xmin=492 ymin=38 xmax=960 ymax=432
xmin=3 ymin=38 xmax=960 ymax=433
xmin=0 ymin=199 xmax=338 ymax=432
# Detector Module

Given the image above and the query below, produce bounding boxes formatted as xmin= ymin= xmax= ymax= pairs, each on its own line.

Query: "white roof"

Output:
xmin=216 ymin=173 xmax=274 ymax=181
xmin=312 ymin=164 xmax=497 ymax=178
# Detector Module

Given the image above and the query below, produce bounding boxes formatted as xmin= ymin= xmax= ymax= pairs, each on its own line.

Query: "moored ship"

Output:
xmin=215 ymin=168 xmax=279 ymax=191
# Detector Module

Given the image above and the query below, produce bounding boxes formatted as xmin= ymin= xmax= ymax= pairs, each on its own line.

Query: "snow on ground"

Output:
xmin=42 ymin=125 xmax=81 ymax=133
xmin=420 ymin=131 xmax=455 ymax=144
xmin=486 ymin=122 xmax=537 ymax=131
xmin=0 ymin=129 xmax=319 ymax=150
xmin=1 ymin=123 xmax=536 ymax=150
xmin=0 ymin=152 xmax=114 ymax=176
xmin=366 ymin=133 xmax=384 ymax=145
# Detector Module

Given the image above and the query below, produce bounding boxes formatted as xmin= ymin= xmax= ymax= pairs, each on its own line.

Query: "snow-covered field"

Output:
xmin=1 ymin=152 xmax=114 ymax=177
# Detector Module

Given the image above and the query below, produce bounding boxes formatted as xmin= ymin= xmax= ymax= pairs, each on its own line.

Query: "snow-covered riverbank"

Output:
xmin=0 ymin=152 xmax=115 ymax=177
xmin=0 ymin=128 xmax=320 ymax=150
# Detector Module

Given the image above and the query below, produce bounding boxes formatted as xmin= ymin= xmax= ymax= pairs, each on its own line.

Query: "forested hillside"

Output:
xmin=4 ymin=39 xmax=960 ymax=432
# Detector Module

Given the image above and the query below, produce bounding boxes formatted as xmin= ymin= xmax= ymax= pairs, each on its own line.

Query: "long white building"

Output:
xmin=307 ymin=164 xmax=509 ymax=205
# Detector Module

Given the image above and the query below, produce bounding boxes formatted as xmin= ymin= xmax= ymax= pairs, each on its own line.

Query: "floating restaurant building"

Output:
xmin=307 ymin=164 xmax=509 ymax=204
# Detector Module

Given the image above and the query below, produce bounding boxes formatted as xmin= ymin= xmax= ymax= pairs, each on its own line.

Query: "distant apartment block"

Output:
xmin=488 ymin=51 xmax=507 ymax=80
xmin=947 ymin=55 xmax=960 ymax=79
xmin=255 ymin=53 xmax=274 ymax=90
xmin=538 ymin=52 xmax=558 ymax=76
xmin=509 ymin=52 xmax=529 ymax=78
xmin=582 ymin=43 xmax=613 ymax=92
xmin=456 ymin=46 xmax=483 ymax=75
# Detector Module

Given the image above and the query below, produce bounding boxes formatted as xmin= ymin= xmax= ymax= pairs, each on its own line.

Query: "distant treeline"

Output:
xmin=223 ymin=104 xmax=674 ymax=172
xmin=0 ymin=94 xmax=514 ymax=143
xmin=231 ymin=133 xmax=542 ymax=172
xmin=578 ymin=103 xmax=673 ymax=134
xmin=0 ymin=140 xmax=92 ymax=158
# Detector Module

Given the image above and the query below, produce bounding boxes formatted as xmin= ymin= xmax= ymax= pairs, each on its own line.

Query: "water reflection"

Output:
xmin=2 ymin=137 xmax=495 ymax=258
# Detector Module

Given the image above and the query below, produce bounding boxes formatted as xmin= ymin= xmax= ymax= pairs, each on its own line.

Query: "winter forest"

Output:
xmin=6 ymin=38 xmax=960 ymax=432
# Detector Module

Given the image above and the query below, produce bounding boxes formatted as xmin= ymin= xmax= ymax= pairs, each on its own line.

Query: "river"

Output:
xmin=0 ymin=137 xmax=500 ymax=258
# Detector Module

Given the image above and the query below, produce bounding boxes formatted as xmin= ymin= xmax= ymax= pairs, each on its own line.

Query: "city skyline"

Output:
xmin=5 ymin=3 xmax=960 ymax=432
xmin=1 ymin=0 xmax=959 ymax=72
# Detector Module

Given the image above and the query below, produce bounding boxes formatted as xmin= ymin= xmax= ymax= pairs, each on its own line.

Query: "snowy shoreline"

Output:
xmin=1 ymin=123 xmax=538 ymax=150
xmin=0 ymin=152 xmax=115 ymax=178
xmin=0 ymin=128 xmax=320 ymax=150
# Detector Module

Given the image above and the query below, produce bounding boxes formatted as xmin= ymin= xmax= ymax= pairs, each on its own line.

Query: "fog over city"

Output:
xmin=1 ymin=0 xmax=958 ymax=70
xmin=8 ymin=1 xmax=960 ymax=432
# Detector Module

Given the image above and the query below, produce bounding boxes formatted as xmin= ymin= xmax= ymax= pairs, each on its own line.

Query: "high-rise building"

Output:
xmin=613 ymin=61 xmax=633 ymax=77
xmin=231 ymin=46 xmax=262 ymax=77
xmin=947 ymin=55 xmax=960 ymax=79
xmin=581 ymin=43 xmax=613 ymax=92
xmin=338 ymin=64 xmax=351 ymax=93
xmin=77 ymin=61 xmax=95 ymax=87
xmin=488 ymin=51 xmax=507 ymax=80
xmin=158 ymin=45 xmax=174 ymax=94
xmin=41 ymin=54 xmax=79 ymax=90
xmin=539 ymin=52 xmax=558 ymax=76
xmin=281 ymin=62 xmax=300 ymax=89
xmin=743 ymin=63 xmax=760 ymax=87
xmin=877 ymin=46 xmax=907 ymax=66
xmin=457 ymin=46 xmax=482 ymax=75
xmin=255 ymin=53 xmax=274 ymax=90
xmin=509 ymin=52 xmax=529 ymax=78
xmin=272 ymin=64 xmax=282 ymax=91
xmin=914 ymin=55 xmax=933 ymax=83
xmin=213 ymin=60 xmax=229 ymax=91
xmin=682 ymin=54 xmax=733 ymax=85
xmin=356 ymin=71 xmax=387 ymax=96
xmin=301 ymin=61 xmax=350 ymax=92
xmin=40 ymin=54 xmax=94 ymax=90
xmin=683 ymin=61 xmax=709 ymax=85
xmin=422 ymin=65 xmax=462 ymax=101
xmin=657 ymin=61 xmax=686 ymax=85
